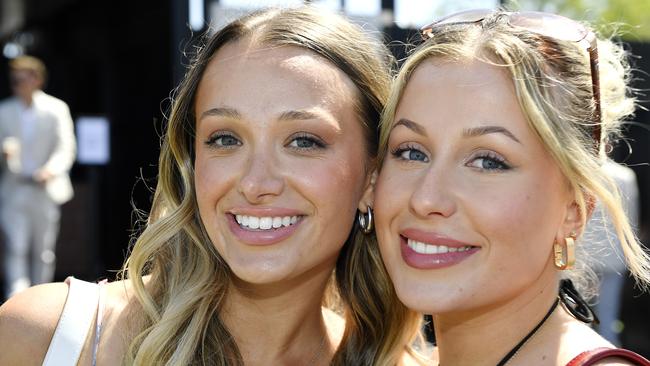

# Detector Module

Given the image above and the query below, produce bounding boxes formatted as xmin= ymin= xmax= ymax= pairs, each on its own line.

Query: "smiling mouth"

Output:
xmin=234 ymin=214 xmax=301 ymax=231
xmin=405 ymin=238 xmax=477 ymax=254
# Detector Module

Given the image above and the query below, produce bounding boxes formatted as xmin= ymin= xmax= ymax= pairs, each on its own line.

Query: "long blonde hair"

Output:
xmin=379 ymin=11 xmax=650 ymax=295
xmin=119 ymin=6 xmax=419 ymax=365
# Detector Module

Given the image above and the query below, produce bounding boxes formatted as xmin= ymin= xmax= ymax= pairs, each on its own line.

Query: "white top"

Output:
xmin=42 ymin=277 xmax=105 ymax=366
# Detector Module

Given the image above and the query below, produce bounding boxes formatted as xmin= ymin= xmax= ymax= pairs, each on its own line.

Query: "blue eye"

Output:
xmin=287 ymin=133 xmax=326 ymax=150
xmin=391 ymin=145 xmax=429 ymax=162
xmin=205 ymin=133 xmax=241 ymax=148
xmin=467 ymin=153 xmax=510 ymax=171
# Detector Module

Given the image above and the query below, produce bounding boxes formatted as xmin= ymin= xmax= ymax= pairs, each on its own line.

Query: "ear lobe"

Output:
xmin=358 ymin=170 xmax=377 ymax=212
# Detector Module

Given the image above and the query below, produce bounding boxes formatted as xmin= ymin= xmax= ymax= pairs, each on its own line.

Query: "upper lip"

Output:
xmin=228 ymin=207 xmax=304 ymax=217
xmin=400 ymin=228 xmax=477 ymax=247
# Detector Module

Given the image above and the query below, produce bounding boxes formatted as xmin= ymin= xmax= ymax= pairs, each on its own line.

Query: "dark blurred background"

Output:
xmin=0 ymin=0 xmax=648 ymax=356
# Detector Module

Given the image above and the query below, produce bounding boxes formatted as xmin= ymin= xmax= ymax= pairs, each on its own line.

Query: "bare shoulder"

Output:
xmin=93 ymin=277 xmax=147 ymax=365
xmin=558 ymin=319 xmax=635 ymax=365
xmin=0 ymin=282 xmax=69 ymax=365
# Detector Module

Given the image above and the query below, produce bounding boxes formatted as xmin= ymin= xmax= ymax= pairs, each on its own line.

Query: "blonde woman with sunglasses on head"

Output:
xmin=372 ymin=9 xmax=650 ymax=366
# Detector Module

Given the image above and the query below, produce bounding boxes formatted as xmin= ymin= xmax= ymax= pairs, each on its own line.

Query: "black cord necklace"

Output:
xmin=495 ymin=297 xmax=559 ymax=366
xmin=436 ymin=280 xmax=598 ymax=366
xmin=496 ymin=279 xmax=598 ymax=365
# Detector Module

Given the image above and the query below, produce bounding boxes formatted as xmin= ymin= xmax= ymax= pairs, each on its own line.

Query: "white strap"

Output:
xmin=42 ymin=277 xmax=100 ymax=366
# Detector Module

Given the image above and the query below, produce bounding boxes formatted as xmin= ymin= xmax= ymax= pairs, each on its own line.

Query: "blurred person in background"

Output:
xmin=0 ymin=55 xmax=75 ymax=300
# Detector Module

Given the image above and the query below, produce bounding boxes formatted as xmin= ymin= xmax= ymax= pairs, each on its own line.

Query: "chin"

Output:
xmin=228 ymin=258 xmax=297 ymax=285
xmin=391 ymin=275 xmax=468 ymax=315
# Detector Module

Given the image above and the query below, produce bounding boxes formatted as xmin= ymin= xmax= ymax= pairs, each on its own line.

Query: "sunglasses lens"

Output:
xmin=509 ymin=11 xmax=588 ymax=42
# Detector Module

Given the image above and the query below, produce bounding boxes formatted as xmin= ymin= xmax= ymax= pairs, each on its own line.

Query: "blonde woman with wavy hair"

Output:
xmin=373 ymin=8 xmax=650 ymax=366
xmin=0 ymin=6 xmax=423 ymax=366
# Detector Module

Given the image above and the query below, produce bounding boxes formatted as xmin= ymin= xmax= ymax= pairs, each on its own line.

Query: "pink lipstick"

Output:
xmin=399 ymin=229 xmax=479 ymax=270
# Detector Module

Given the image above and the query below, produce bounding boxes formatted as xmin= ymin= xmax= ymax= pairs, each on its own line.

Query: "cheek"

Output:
xmin=374 ymin=165 xmax=414 ymax=253
xmin=467 ymin=177 xmax=562 ymax=264
xmin=194 ymin=152 xmax=241 ymax=214
xmin=292 ymin=154 xmax=366 ymax=216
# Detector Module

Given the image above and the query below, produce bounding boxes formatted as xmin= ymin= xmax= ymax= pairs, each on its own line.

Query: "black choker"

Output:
xmin=559 ymin=279 xmax=599 ymax=324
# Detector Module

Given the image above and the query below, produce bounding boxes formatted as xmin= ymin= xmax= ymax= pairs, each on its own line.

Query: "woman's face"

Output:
xmin=375 ymin=58 xmax=578 ymax=314
xmin=194 ymin=40 xmax=371 ymax=285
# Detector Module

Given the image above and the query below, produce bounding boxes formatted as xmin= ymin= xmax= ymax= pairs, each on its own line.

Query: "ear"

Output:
xmin=358 ymin=169 xmax=377 ymax=212
xmin=555 ymin=198 xmax=589 ymax=242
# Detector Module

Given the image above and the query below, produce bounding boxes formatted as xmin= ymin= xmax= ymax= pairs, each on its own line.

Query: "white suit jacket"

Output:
xmin=0 ymin=90 xmax=76 ymax=204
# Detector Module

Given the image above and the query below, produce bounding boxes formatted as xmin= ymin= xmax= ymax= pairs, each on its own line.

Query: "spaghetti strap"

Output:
xmin=41 ymin=277 xmax=101 ymax=366
xmin=92 ymin=279 xmax=108 ymax=366
xmin=567 ymin=347 xmax=650 ymax=366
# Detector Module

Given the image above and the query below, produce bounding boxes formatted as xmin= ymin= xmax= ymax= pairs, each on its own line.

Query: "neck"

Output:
xmin=17 ymin=90 xmax=37 ymax=106
xmin=221 ymin=259 xmax=339 ymax=366
xmin=433 ymin=269 xmax=560 ymax=366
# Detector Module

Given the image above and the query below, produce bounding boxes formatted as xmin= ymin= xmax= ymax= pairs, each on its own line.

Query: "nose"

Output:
xmin=238 ymin=149 xmax=285 ymax=204
xmin=409 ymin=164 xmax=456 ymax=218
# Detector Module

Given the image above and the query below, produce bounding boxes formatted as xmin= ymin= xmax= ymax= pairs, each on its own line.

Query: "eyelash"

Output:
xmin=390 ymin=144 xmax=511 ymax=171
xmin=204 ymin=131 xmax=241 ymax=148
xmin=466 ymin=151 xmax=511 ymax=171
xmin=203 ymin=131 xmax=327 ymax=151
xmin=390 ymin=143 xmax=429 ymax=162
xmin=286 ymin=133 xmax=327 ymax=151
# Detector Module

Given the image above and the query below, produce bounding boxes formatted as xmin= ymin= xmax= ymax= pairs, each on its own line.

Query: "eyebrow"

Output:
xmin=392 ymin=118 xmax=427 ymax=136
xmin=463 ymin=125 xmax=521 ymax=144
xmin=277 ymin=110 xmax=321 ymax=121
xmin=199 ymin=107 xmax=241 ymax=121
xmin=199 ymin=108 xmax=325 ymax=123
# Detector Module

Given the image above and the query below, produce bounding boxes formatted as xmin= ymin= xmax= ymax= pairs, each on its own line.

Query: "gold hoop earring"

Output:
xmin=554 ymin=233 xmax=576 ymax=270
xmin=357 ymin=206 xmax=373 ymax=234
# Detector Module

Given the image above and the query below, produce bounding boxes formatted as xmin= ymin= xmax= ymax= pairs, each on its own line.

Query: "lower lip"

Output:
xmin=400 ymin=236 xmax=479 ymax=270
xmin=227 ymin=214 xmax=302 ymax=246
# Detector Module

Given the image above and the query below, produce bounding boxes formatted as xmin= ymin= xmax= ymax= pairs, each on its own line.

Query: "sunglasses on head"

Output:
xmin=420 ymin=9 xmax=601 ymax=151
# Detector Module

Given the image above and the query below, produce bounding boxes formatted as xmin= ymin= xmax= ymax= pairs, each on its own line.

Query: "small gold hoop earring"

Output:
xmin=554 ymin=234 xmax=576 ymax=270
xmin=357 ymin=206 xmax=374 ymax=234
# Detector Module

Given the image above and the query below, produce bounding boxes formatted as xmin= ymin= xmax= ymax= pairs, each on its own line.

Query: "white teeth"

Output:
xmin=407 ymin=239 xmax=473 ymax=255
xmin=272 ymin=217 xmax=282 ymax=228
xmin=235 ymin=215 xmax=299 ymax=230
xmin=260 ymin=217 xmax=272 ymax=229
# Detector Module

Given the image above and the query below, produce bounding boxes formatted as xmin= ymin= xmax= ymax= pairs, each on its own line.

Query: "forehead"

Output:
xmin=197 ymin=39 xmax=358 ymax=106
xmin=396 ymin=58 xmax=519 ymax=119
xmin=394 ymin=58 xmax=550 ymax=148
xmin=410 ymin=58 xmax=512 ymax=96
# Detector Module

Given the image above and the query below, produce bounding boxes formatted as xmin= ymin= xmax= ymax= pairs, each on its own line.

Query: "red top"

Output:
xmin=567 ymin=347 xmax=650 ymax=366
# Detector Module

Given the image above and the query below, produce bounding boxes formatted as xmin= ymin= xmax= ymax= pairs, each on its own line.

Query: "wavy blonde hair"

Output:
xmin=119 ymin=6 xmax=420 ymax=365
xmin=378 ymin=11 xmax=650 ymax=296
